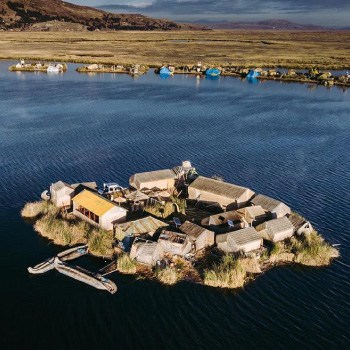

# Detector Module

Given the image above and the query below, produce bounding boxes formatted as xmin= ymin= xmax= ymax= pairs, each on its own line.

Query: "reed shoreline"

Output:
xmin=22 ymin=200 xmax=339 ymax=290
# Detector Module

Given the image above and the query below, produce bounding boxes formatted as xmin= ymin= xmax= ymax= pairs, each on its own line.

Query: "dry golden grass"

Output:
xmin=21 ymin=200 xmax=52 ymax=218
xmin=117 ymin=253 xmax=137 ymax=274
xmin=1 ymin=30 xmax=349 ymax=69
xmin=155 ymin=267 xmax=181 ymax=285
xmin=203 ymin=254 xmax=247 ymax=289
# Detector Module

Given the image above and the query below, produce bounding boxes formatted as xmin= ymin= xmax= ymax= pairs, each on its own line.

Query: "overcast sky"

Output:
xmin=70 ymin=0 xmax=350 ymax=26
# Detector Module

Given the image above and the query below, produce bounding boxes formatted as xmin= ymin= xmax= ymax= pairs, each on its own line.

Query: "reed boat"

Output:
xmin=58 ymin=245 xmax=88 ymax=261
xmin=28 ymin=245 xmax=88 ymax=275
xmin=27 ymin=257 xmax=55 ymax=274
xmin=54 ymin=257 xmax=117 ymax=294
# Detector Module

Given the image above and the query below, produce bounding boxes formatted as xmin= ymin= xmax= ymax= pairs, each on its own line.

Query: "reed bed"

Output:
xmin=117 ymin=254 xmax=137 ymax=274
xmin=21 ymin=200 xmax=53 ymax=218
xmin=23 ymin=201 xmax=114 ymax=257
xmin=203 ymin=254 xmax=246 ymax=289
xmin=155 ymin=267 xmax=181 ymax=285
xmin=290 ymin=231 xmax=339 ymax=266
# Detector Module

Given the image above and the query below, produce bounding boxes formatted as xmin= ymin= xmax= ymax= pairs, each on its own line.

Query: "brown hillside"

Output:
xmin=0 ymin=0 xmax=201 ymax=31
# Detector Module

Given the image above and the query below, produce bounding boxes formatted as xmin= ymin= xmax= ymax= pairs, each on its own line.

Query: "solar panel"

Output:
xmin=227 ymin=220 xmax=234 ymax=228
xmin=173 ymin=217 xmax=181 ymax=227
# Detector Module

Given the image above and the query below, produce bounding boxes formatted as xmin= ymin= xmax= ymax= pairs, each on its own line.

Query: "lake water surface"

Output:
xmin=1 ymin=61 xmax=349 ymax=349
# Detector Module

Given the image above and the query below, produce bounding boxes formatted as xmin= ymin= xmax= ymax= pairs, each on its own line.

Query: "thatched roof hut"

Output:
xmin=251 ymin=194 xmax=291 ymax=219
xmin=201 ymin=210 xmax=246 ymax=233
xmin=256 ymin=217 xmax=295 ymax=242
xmin=179 ymin=221 xmax=215 ymax=251
xmin=188 ymin=176 xmax=255 ymax=210
xmin=114 ymin=216 xmax=168 ymax=240
xmin=158 ymin=230 xmax=192 ymax=257
xmin=216 ymin=227 xmax=262 ymax=253
xmin=129 ymin=169 xmax=176 ymax=190
xmin=130 ymin=240 xmax=163 ymax=266
xmin=237 ymin=206 xmax=268 ymax=227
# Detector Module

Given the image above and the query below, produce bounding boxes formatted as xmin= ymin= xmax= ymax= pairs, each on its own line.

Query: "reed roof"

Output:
xmin=227 ymin=227 xmax=261 ymax=247
xmin=251 ymin=194 xmax=287 ymax=212
xmin=189 ymin=176 xmax=252 ymax=200
xmin=130 ymin=169 xmax=176 ymax=187
xmin=260 ymin=217 xmax=294 ymax=235
xmin=115 ymin=216 xmax=168 ymax=236
xmin=180 ymin=221 xmax=209 ymax=239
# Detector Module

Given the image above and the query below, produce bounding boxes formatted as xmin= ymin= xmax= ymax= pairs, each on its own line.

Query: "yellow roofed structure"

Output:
xmin=72 ymin=190 xmax=115 ymax=217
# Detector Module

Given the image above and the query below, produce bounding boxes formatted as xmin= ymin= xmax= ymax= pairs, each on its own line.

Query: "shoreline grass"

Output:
xmin=1 ymin=30 xmax=350 ymax=70
xmin=203 ymin=254 xmax=247 ymax=289
xmin=117 ymin=254 xmax=137 ymax=274
xmin=155 ymin=267 xmax=181 ymax=285
xmin=22 ymin=200 xmax=340 ymax=289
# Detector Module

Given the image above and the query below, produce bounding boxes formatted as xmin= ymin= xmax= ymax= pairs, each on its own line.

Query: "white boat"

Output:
xmin=47 ymin=64 xmax=64 ymax=73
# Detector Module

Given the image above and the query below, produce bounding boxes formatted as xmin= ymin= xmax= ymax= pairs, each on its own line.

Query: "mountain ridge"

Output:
xmin=0 ymin=0 xmax=204 ymax=31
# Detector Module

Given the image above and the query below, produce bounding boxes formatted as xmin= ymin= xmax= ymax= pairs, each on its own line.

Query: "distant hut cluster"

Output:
xmin=45 ymin=160 xmax=313 ymax=267
xmin=10 ymin=60 xmax=67 ymax=73
xmin=76 ymin=63 xmax=148 ymax=76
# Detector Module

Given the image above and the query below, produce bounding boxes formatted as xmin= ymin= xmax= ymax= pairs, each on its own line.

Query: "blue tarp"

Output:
xmin=206 ymin=68 xmax=221 ymax=76
xmin=247 ymin=70 xmax=260 ymax=78
xmin=159 ymin=67 xmax=172 ymax=75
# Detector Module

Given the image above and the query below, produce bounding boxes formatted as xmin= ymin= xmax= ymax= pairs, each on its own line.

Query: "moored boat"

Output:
xmin=206 ymin=68 xmax=221 ymax=77
xmin=54 ymin=257 xmax=117 ymax=294
xmin=28 ymin=257 xmax=55 ymax=274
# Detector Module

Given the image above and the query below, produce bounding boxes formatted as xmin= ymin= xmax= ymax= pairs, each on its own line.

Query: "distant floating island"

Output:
xmin=23 ymin=161 xmax=339 ymax=293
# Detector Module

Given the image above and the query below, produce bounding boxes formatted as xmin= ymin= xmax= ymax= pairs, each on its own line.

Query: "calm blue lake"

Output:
xmin=0 ymin=61 xmax=349 ymax=349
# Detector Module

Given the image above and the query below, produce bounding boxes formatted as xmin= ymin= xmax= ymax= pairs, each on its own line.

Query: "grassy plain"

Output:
xmin=1 ymin=30 xmax=349 ymax=69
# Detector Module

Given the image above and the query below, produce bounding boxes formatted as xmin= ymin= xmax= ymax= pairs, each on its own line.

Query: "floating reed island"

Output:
xmin=156 ymin=63 xmax=350 ymax=87
xmin=9 ymin=59 xmax=67 ymax=73
xmin=76 ymin=63 xmax=149 ymax=75
xmin=24 ymin=162 xmax=339 ymax=293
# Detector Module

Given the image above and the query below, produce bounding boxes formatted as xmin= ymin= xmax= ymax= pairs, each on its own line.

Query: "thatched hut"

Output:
xmin=179 ymin=221 xmax=215 ymax=251
xmin=201 ymin=210 xmax=246 ymax=233
xmin=256 ymin=217 xmax=295 ymax=242
xmin=158 ymin=230 xmax=192 ymax=257
xmin=114 ymin=216 xmax=168 ymax=240
xmin=288 ymin=212 xmax=313 ymax=235
xmin=188 ymin=176 xmax=255 ymax=210
xmin=129 ymin=169 xmax=176 ymax=190
xmin=251 ymin=194 xmax=291 ymax=219
xmin=216 ymin=227 xmax=262 ymax=253
xmin=130 ymin=240 xmax=164 ymax=266
xmin=237 ymin=206 xmax=268 ymax=227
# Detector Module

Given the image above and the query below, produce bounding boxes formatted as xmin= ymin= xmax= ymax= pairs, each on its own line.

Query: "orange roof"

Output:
xmin=73 ymin=190 xmax=115 ymax=216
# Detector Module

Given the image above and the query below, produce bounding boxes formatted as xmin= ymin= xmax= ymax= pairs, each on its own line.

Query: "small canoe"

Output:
xmin=28 ymin=257 xmax=55 ymax=274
